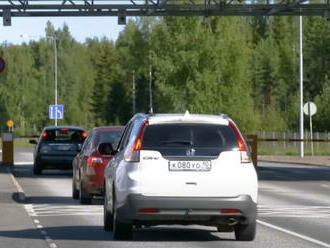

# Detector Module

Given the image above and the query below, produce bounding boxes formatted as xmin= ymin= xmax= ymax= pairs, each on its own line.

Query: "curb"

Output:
xmin=6 ymin=166 xmax=26 ymax=203
xmin=258 ymin=159 xmax=330 ymax=168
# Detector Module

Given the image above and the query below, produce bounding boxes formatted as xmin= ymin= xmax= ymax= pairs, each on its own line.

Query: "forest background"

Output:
xmin=0 ymin=16 xmax=330 ymax=135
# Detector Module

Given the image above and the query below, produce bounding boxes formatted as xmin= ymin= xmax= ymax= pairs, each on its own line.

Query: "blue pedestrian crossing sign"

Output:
xmin=49 ymin=105 xmax=64 ymax=119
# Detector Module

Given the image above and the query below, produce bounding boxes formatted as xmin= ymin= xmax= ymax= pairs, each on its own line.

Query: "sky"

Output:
xmin=0 ymin=16 xmax=126 ymax=45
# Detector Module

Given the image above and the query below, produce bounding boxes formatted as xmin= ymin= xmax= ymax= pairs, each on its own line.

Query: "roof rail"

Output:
xmin=219 ymin=113 xmax=228 ymax=119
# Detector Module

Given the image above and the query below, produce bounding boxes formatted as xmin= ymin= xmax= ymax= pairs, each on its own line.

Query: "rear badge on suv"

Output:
xmin=186 ymin=148 xmax=196 ymax=156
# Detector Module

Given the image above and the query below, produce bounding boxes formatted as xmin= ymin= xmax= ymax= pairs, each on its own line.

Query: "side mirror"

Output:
xmin=29 ymin=139 xmax=38 ymax=145
xmin=98 ymin=143 xmax=114 ymax=155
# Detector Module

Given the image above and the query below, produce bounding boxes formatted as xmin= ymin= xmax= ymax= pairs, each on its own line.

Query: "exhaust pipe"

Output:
xmin=228 ymin=218 xmax=239 ymax=226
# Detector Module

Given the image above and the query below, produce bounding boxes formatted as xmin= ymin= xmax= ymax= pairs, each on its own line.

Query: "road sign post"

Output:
xmin=303 ymin=102 xmax=317 ymax=156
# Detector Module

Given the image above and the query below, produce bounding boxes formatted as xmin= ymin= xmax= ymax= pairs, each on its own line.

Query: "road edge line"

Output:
xmin=6 ymin=167 xmax=26 ymax=202
xmin=257 ymin=219 xmax=330 ymax=248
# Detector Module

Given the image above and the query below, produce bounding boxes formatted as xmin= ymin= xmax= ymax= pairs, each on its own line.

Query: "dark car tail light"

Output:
xmin=124 ymin=120 xmax=148 ymax=163
xmin=228 ymin=121 xmax=251 ymax=163
xmin=41 ymin=131 xmax=47 ymax=139
xmin=81 ymin=131 xmax=87 ymax=139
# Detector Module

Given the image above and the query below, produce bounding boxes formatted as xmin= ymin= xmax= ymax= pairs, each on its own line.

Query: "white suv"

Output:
xmin=103 ymin=112 xmax=258 ymax=241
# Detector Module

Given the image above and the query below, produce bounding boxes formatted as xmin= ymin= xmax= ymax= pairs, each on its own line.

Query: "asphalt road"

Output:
xmin=4 ymin=150 xmax=330 ymax=248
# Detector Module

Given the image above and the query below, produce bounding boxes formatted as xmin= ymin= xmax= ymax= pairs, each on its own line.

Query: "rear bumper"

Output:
xmin=116 ymin=194 xmax=257 ymax=226
xmin=83 ymin=178 xmax=104 ymax=196
xmin=35 ymin=155 xmax=75 ymax=169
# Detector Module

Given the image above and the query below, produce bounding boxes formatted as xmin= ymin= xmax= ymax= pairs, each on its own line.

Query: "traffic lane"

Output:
xmin=14 ymin=147 xmax=34 ymax=164
xmin=14 ymin=204 xmax=322 ymax=248
xmin=0 ymin=166 xmax=47 ymax=248
xmin=12 ymin=163 xmax=326 ymax=248
xmin=258 ymin=161 xmax=330 ymax=245
xmin=258 ymin=162 xmax=330 ymax=205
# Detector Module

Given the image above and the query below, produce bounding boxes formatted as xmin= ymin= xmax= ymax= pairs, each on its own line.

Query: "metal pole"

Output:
xmin=54 ymin=37 xmax=58 ymax=126
xmin=309 ymin=103 xmax=313 ymax=156
xmin=298 ymin=16 xmax=304 ymax=157
xmin=149 ymin=23 xmax=153 ymax=114
xmin=149 ymin=51 xmax=153 ymax=114
xmin=132 ymin=70 xmax=136 ymax=115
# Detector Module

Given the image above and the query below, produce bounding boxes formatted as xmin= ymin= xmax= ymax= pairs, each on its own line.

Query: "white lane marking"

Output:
xmin=26 ymin=204 xmax=103 ymax=217
xmin=45 ymin=236 xmax=52 ymax=242
xmin=257 ymin=220 xmax=330 ymax=248
xmin=14 ymin=162 xmax=34 ymax=165
xmin=23 ymin=207 xmax=59 ymax=248
xmin=321 ymin=184 xmax=330 ymax=188
xmin=258 ymin=206 xmax=330 ymax=218
xmin=24 ymin=204 xmax=37 ymax=216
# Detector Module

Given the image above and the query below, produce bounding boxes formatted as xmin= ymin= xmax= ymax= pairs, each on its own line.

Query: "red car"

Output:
xmin=72 ymin=126 xmax=124 ymax=204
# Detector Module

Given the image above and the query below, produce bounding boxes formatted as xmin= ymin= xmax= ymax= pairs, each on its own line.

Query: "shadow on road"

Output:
xmin=13 ymin=164 xmax=73 ymax=179
xmin=258 ymin=165 xmax=330 ymax=181
xmin=0 ymin=225 xmax=231 ymax=242
xmin=25 ymin=195 xmax=75 ymax=204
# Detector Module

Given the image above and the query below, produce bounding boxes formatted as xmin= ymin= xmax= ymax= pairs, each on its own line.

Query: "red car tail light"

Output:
xmin=60 ymin=128 xmax=69 ymax=131
xmin=87 ymin=155 xmax=103 ymax=167
xmin=228 ymin=121 xmax=251 ymax=163
xmin=124 ymin=120 xmax=148 ymax=163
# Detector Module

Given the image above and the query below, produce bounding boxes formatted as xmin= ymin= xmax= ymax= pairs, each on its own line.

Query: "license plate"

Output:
xmin=168 ymin=161 xmax=212 ymax=171
xmin=57 ymin=145 xmax=71 ymax=151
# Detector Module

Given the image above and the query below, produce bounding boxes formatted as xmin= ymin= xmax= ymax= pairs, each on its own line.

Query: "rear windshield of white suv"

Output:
xmin=141 ymin=124 xmax=237 ymax=157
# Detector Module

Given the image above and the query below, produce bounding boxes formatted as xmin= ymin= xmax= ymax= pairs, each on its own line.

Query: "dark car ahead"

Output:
xmin=30 ymin=126 xmax=87 ymax=175
xmin=72 ymin=126 xmax=124 ymax=204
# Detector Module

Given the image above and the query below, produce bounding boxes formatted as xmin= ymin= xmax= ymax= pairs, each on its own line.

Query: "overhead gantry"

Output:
xmin=1 ymin=0 xmax=330 ymax=25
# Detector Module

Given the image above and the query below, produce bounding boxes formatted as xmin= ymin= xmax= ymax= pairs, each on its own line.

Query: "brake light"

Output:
xmin=124 ymin=120 xmax=148 ymax=162
xmin=228 ymin=121 xmax=251 ymax=163
xmin=229 ymin=122 xmax=246 ymax=151
xmin=138 ymin=208 xmax=159 ymax=213
xmin=87 ymin=156 xmax=103 ymax=167
xmin=41 ymin=131 xmax=47 ymax=139
xmin=221 ymin=209 xmax=239 ymax=214
xmin=60 ymin=128 xmax=69 ymax=131
xmin=81 ymin=131 xmax=87 ymax=139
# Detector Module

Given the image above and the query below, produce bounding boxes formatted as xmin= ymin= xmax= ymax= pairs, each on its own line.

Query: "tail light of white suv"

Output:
xmin=228 ymin=121 xmax=251 ymax=163
xmin=124 ymin=120 xmax=149 ymax=163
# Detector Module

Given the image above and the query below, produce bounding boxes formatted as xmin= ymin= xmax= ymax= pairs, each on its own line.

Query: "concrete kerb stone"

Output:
xmin=258 ymin=155 xmax=330 ymax=167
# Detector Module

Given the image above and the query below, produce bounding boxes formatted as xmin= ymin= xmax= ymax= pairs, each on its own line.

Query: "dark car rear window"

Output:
xmin=141 ymin=123 xmax=237 ymax=157
xmin=43 ymin=129 xmax=85 ymax=143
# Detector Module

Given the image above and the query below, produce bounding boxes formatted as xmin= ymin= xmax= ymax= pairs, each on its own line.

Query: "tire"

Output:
xmin=103 ymin=189 xmax=113 ymax=232
xmin=113 ymin=196 xmax=133 ymax=240
xmin=79 ymin=181 xmax=92 ymax=204
xmin=72 ymin=178 xmax=79 ymax=200
xmin=235 ymin=220 xmax=256 ymax=241
xmin=33 ymin=164 xmax=42 ymax=175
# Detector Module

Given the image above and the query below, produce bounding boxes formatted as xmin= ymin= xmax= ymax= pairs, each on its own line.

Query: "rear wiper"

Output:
xmin=160 ymin=140 xmax=192 ymax=146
